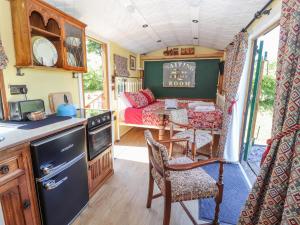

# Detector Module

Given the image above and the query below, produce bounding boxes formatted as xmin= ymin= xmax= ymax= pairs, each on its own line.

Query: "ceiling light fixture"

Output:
xmin=192 ymin=19 xmax=199 ymax=23
xmin=142 ymin=24 xmax=148 ymax=28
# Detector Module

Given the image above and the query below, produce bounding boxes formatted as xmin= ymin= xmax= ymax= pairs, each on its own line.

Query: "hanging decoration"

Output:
xmin=0 ymin=39 xmax=8 ymax=69
xmin=114 ymin=54 xmax=129 ymax=77
xmin=163 ymin=61 xmax=196 ymax=88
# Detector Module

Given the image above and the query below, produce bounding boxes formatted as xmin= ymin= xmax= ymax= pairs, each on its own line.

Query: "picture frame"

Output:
xmin=129 ymin=55 xmax=136 ymax=70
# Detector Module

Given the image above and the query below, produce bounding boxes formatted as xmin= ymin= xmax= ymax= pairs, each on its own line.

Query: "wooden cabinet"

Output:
xmin=88 ymin=147 xmax=114 ymax=197
xmin=10 ymin=0 xmax=87 ymax=72
xmin=0 ymin=144 xmax=40 ymax=225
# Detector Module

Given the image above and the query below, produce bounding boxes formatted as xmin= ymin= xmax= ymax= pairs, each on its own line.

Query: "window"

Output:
xmin=83 ymin=38 xmax=109 ymax=109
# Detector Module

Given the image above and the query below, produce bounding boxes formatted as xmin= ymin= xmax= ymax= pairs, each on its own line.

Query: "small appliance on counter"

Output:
xmin=9 ymin=99 xmax=45 ymax=121
xmin=56 ymin=94 xmax=77 ymax=117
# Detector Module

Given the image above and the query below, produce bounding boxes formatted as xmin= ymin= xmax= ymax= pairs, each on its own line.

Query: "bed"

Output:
xmin=115 ymin=78 xmax=224 ymax=140
xmin=118 ymin=99 xmax=223 ymax=140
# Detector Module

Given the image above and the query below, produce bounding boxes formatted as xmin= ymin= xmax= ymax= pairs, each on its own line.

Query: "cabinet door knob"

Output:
xmin=23 ymin=200 xmax=31 ymax=209
xmin=0 ymin=165 xmax=9 ymax=174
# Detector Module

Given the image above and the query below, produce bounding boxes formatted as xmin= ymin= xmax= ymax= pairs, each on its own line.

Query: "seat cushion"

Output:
xmin=151 ymin=157 xmax=218 ymax=202
xmin=173 ymin=130 xmax=213 ymax=149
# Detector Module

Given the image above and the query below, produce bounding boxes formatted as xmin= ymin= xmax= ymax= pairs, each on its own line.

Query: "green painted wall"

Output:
xmin=144 ymin=59 xmax=220 ymax=99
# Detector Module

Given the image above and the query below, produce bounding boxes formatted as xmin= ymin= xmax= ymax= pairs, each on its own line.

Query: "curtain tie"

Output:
xmin=260 ymin=124 xmax=300 ymax=166
xmin=227 ymin=98 xmax=238 ymax=115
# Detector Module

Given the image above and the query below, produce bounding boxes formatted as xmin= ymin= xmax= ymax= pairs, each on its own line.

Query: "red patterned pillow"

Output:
xmin=140 ymin=89 xmax=156 ymax=103
xmin=124 ymin=92 xmax=149 ymax=108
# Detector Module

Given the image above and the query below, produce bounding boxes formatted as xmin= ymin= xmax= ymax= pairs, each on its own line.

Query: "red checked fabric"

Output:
xmin=124 ymin=92 xmax=149 ymax=108
xmin=140 ymin=89 xmax=156 ymax=103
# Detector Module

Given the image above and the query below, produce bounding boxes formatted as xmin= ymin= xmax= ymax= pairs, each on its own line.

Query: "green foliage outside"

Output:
xmin=84 ymin=39 xmax=103 ymax=92
xmin=259 ymin=61 xmax=276 ymax=111
xmin=83 ymin=69 xmax=103 ymax=91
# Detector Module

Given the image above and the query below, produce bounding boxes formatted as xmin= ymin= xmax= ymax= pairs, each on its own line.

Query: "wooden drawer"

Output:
xmin=0 ymin=155 xmax=23 ymax=179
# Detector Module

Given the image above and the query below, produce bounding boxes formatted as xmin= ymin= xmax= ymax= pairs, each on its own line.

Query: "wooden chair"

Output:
xmin=169 ymin=109 xmax=214 ymax=160
xmin=144 ymin=130 xmax=224 ymax=225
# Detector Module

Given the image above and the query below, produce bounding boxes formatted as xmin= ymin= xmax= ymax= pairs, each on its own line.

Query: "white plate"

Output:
xmin=32 ymin=36 xmax=58 ymax=67
xmin=67 ymin=52 xmax=77 ymax=67
xmin=65 ymin=37 xmax=81 ymax=47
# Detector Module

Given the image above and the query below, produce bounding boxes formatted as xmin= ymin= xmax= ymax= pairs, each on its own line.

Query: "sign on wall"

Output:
xmin=163 ymin=62 xmax=196 ymax=88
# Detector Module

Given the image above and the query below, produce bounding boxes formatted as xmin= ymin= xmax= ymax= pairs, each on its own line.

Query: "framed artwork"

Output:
xmin=181 ymin=47 xmax=195 ymax=55
xmin=163 ymin=61 xmax=196 ymax=88
xmin=129 ymin=55 xmax=136 ymax=70
xmin=114 ymin=54 xmax=129 ymax=76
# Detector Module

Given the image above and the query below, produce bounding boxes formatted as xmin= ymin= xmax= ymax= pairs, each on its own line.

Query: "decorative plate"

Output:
xmin=67 ymin=52 xmax=77 ymax=67
xmin=65 ymin=37 xmax=81 ymax=47
xmin=32 ymin=36 xmax=58 ymax=67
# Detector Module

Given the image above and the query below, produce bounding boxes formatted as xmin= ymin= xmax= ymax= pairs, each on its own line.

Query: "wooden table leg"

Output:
xmin=158 ymin=114 xmax=166 ymax=140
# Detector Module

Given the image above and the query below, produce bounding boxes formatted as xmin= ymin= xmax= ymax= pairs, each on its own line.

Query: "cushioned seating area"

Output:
xmin=152 ymin=157 xmax=218 ymax=202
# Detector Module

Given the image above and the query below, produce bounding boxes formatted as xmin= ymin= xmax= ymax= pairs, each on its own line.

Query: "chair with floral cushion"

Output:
xmin=169 ymin=108 xmax=214 ymax=160
xmin=144 ymin=130 xmax=224 ymax=225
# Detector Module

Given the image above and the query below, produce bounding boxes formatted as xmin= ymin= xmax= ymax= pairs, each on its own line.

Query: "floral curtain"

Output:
xmin=218 ymin=32 xmax=248 ymax=158
xmin=238 ymin=0 xmax=300 ymax=224
xmin=114 ymin=54 xmax=129 ymax=77
xmin=0 ymin=39 xmax=8 ymax=69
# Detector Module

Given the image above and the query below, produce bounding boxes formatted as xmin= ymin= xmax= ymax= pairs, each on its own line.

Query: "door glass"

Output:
xmin=64 ymin=23 xmax=84 ymax=68
xmin=83 ymin=39 xmax=105 ymax=109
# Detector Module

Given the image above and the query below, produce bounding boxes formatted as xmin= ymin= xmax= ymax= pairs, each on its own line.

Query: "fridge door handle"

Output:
xmin=43 ymin=177 xmax=68 ymax=191
xmin=40 ymin=162 xmax=67 ymax=175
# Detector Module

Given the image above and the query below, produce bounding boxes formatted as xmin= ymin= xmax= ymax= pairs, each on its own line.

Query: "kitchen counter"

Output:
xmin=0 ymin=117 xmax=87 ymax=151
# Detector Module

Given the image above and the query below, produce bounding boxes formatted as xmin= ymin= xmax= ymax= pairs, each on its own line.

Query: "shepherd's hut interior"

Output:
xmin=0 ymin=0 xmax=299 ymax=224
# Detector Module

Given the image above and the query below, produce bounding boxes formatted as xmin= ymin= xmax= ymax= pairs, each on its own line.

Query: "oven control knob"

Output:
xmin=91 ymin=121 xmax=96 ymax=126
xmin=97 ymin=119 xmax=101 ymax=123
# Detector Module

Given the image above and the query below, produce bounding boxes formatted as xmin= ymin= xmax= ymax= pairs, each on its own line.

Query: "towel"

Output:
xmin=188 ymin=101 xmax=214 ymax=109
xmin=194 ymin=105 xmax=215 ymax=112
xmin=165 ymin=99 xmax=178 ymax=109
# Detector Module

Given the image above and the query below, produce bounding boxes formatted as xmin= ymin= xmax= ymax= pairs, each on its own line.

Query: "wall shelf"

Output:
xmin=11 ymin=0 xmax=87 ymax=72
xmin=31 ymin=26 xmax=61 ymax=40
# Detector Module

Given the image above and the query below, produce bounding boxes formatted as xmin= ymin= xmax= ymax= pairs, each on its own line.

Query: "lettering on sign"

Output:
xmin=163 ymin=62 xmax=196 ymax=88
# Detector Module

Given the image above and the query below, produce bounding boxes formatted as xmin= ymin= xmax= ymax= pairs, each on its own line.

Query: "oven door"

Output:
xmin=87 ymin=123 xmax=112 ymax=160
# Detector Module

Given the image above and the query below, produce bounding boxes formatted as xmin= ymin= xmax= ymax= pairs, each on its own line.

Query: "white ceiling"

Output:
xmin=45 ymin=0 xmax=269 ymax=54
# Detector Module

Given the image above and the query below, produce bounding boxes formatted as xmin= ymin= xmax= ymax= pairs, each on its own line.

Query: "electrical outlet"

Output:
xmin=9 ymin=85 xmax=28 ymax=95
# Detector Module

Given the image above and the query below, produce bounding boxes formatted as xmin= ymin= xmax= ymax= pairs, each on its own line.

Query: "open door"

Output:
xmin=243 ymin=40 xmax=265 ymax=161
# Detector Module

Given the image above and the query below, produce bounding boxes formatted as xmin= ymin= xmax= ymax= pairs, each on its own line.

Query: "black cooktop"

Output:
xmin=77 ymin=109 xmax=111 ymax=129
xmin=76 ymin=108 xmax=110 ymax=119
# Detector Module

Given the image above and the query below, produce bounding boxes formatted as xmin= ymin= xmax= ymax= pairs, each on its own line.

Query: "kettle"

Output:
xmin=56 ymin=94 xmax=77 ymax=117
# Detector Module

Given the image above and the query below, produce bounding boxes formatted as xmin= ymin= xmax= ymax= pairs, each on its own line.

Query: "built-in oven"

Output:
xmin=87 ymin=122 xmax=112 ymax=160
xmin=85 ymin=110 xmax=112 ymax=161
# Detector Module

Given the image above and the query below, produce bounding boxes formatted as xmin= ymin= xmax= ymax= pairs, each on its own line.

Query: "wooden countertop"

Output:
xmin=0 ymin=117 xmax=87 ymax=151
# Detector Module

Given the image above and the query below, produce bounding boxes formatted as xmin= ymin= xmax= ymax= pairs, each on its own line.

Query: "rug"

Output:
xmin=199 ymin=163 xmax=250 ymax=225
xmin=247 ymin=145 xmax=266 ymax=175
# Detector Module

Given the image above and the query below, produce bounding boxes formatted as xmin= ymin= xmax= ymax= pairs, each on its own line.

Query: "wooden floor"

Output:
xmin=73 ymin=128 xmax=205 ymax=225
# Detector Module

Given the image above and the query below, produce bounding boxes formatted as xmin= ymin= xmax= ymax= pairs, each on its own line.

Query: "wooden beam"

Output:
xmin=141 ymin=51 xmax=224 ymax=61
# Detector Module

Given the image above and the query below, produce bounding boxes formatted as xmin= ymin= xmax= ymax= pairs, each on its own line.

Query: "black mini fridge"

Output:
xmin=31 ymin=126 xmax=89 ymax=225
